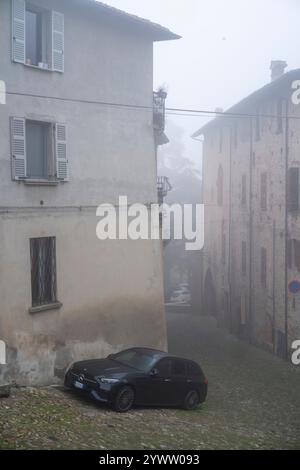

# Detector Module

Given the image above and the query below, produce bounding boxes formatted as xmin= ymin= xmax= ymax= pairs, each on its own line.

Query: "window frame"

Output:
xmin=260 ymin=172 xmax=268 ymax=211
xmin=288 ymin=167 xmax=300 ymax=212
xmin=241 ymin=174 xmax=247 ymax=207
xmin=29 ymin=236 xmax=61 ymax=312
xmin=261 ymin=247 xmax=267 ymax=289
xmin=12 ymin=0 xmax=64 ymax=73
xmin=242 ymin=241 xmax=247 ymax=276
xmin=25 ymin=119 xmax=53 ymax=180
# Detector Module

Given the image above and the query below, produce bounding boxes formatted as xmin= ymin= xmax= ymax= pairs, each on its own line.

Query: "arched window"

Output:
xmin=217 ymin=165 xmax=224 ymax=206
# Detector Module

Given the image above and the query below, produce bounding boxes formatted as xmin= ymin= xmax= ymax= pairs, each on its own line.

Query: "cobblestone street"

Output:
xmin=1 ymin=313 xmax=300 ymax=450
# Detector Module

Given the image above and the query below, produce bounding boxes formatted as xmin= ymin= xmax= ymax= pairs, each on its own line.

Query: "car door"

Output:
xmin=168 ymin=358 xmax=188 ymax=405
xmin=143 ymin=358 xmax=173 ymax=406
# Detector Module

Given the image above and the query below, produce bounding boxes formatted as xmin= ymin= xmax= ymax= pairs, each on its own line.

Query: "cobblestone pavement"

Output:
xmin=0 ymin=313 xmax=300 ymax=450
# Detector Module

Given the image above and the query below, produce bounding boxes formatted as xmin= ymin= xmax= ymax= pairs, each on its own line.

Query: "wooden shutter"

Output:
xmin=55 ymin=123 xmax=68 ymax=180
xmin=11 ymin=117 xmax=26 ymax=180
xmin=12 ymin=0 xmax=25 ymax=64
xmin=52 ymin=11 xmax=64 ymax=72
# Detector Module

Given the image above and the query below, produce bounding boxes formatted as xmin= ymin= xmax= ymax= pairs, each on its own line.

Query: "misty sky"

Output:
xmin=103 ymin=0 xmax=300 ymax=171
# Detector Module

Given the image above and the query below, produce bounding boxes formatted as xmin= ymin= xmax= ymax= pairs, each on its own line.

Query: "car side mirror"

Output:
xmin=108 ymin=354 xmax=115 ymax=359
xmin=150 ymin=368 xmax=159 ymax=377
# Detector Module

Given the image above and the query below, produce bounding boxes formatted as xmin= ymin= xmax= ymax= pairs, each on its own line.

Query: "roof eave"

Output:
xmin=86 ymin=0 xmax=181 ymax=42
xmin=193 ymin=68 xmax=300 ymax=137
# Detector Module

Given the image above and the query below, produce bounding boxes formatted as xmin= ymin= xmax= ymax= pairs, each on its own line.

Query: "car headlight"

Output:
xmin=97 ymin=377 xmax=120 ymax=385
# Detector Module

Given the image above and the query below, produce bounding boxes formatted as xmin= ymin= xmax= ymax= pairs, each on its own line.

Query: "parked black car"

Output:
xmin=64 ymin=347 xmax=208 ymax=412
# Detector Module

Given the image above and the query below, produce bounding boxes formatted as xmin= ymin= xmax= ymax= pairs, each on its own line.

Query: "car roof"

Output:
xmin=129 ymin=347 xmax=196 ymax=363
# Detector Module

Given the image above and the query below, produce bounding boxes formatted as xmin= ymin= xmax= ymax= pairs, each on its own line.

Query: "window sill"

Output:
xmin=24 ymin=179 xmax=60 ymax=186
xmin=29 ymin=302 xmax=62 ymax=315
xmin=24 ymin=63 xmax=53 ymax=72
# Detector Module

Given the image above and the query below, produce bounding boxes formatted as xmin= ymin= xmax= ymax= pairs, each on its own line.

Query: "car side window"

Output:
xmin=187 ymin=361 xmax=202 ymax=376
xmin=155 ymin=359 xmax=172 ymax=377
xmin=171 ymin=359 xmax=186 ymax=377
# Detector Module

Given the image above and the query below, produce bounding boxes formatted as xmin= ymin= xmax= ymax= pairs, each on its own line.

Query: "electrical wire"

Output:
xmin=5 ymin=90 xmax=300 ymax=121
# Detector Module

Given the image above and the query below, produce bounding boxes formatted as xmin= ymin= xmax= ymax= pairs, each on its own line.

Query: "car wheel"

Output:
xmin=113 ymin=386 xmax=135 ymax=413
xmin=183 ymin=390 xmax=200 ymax=410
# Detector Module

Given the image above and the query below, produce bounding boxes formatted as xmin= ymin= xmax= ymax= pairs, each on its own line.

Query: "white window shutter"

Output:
xmin=12 ymin=0 xmax=25 ymax=63
xmin=55 ymin=123 xmax=68 ymax=180
xmin=52 ymin=11 xmax=64 ymax=72
xmin=11 ymin=117 xmax=26 ymax=180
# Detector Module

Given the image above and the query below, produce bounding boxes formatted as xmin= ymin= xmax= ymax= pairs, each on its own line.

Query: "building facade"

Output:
xmin=0 ymin=0 xmax=179 ymax=384
xmin=193 ymin=63 xmax=300 ymax=359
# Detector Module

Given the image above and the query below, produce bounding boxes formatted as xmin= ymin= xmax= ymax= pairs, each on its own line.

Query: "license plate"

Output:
xmin=74 ymin=381 xmax=85 ymax=390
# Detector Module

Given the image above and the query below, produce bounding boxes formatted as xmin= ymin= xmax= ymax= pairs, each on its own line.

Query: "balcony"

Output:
xmin=153 ymin=89 xmax=167 ymax=132
xmin=157 ymin=176 xmax=172 ymax=204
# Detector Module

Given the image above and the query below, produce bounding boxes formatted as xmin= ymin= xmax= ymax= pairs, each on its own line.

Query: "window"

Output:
xmin=187 ymin=361 xmax=203 ymax=377
xmin=30 ymin=237 xmax=57 ymax=307
xmin=260 ymin=172 xmax=268 ymax=211
xmin=221 ymin=232 xmax=226 ymax=265
xmin=171 ymin=359 xmax=186 ymax=377
xmin=261 ymin=247 xmax=267 ymax=288
xmin=255 ymin=111 xmax=260 ymax=141
xmin=232 ymin=122 xmax=238 ymax=148
xmin=242 ymin=241 xmax=247 ymax=276
xmin=277 ymin=99 xmax=283 ymax=134
xmin=288 ymin=168 xmax=299 ymax=212
xmin=25 ymin=7 xmax=43 ymax=66
xmin=11 ymin=118 xmax=68 ymax=182
xmin=242 ymin=174 xmax=247 ymax=207
xmin=12 ymin=1 xmax=64 ymax=73
xmin=156 ymin=359 xmax=172 ymax=377
xmin=219 ymin=128 xmax=223 ymax=153
xmin=217 ymin=165 xmax=224 ymax=206
xmin=287 ymin=239 xmax=300 ymax=272
xmin=26 ymin=121 xmax=52 ymax=179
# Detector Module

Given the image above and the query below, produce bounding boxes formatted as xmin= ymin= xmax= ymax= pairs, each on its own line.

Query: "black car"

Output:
xmin=64 ymin=347 xmax=208 ymax=412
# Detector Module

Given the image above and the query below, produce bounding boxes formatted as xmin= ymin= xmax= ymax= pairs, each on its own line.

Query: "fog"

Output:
xmin=104 ymin=0 xmax=300 ymax=169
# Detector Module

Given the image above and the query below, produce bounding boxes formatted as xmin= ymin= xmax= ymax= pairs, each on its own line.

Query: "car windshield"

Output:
xmin=112 ymin=350 xmax=158 ymax=372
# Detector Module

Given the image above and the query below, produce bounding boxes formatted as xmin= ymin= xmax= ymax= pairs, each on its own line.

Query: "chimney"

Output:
xmin=270 ymin=60 xmax=287 ymax=81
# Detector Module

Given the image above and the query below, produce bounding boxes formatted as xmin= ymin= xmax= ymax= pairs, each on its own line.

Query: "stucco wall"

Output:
xmin=202 ymin=83 xmax=300 ymax=358
xmin=0 ymin=209 xmax=166 ymax=385
xmin=0 ymin=0 xmax=167 ymax=384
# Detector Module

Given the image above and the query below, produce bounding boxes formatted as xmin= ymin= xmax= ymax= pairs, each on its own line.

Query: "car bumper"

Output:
xmin=198 ymin=383 xmax=208 ymax=403
xmin=64 ymin=371 xmax=115 ymax=404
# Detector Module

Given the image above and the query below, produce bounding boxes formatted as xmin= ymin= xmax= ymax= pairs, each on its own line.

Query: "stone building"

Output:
xmin=193 ymin=62 xmax=300 ymax=359
xmin=0 ymin=0 xmax=179 ymax=384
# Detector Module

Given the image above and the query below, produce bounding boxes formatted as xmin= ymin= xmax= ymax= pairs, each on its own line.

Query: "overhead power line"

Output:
xmin=5 ymin=90 xmax=300 ymax=121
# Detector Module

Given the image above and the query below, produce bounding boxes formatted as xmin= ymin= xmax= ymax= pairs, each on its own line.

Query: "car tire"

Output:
xmin=183 ymin=390 xmax=200 ymax=410
xmin=113 ymin=386 xmax=135 ymax=413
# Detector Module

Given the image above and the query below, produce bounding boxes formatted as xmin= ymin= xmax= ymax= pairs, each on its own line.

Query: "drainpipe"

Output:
xmin=228 ymin=126 xmax=233 ymax=333
xmin=249 ymin=118 xmax=254 ymax=344
xmin=284 ymin=99 xmax=289 ymax=359
xmin=272 ymin=220 xmax=276 ymax=353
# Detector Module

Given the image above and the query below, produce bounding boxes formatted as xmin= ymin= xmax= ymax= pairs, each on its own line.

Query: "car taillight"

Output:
xmin=204 ymin=378 xmax=208 ymax=385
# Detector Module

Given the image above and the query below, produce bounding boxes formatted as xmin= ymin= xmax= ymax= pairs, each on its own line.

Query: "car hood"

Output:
xmin=72 ymin=358 xmax=136 ymax=379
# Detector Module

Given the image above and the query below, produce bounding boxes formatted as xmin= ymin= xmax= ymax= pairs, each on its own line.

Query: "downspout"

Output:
xmin=284 ymin=98 xmax=289 ymax=359
xmin=249 ymin=118 xmax=254 ymax=344
xmin=228 ymin=126 xmax=233 ymax=333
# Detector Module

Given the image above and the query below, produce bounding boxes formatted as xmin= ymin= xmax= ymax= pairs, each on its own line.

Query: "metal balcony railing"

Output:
xmin=153 ymin=89 xmax=167 ymax=132
xmin=157 ymin=176 xmax=172 ymax=203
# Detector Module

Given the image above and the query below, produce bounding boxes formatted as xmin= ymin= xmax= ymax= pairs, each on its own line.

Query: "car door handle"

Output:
xmin=164 ymin=379 xmax=171 ymax=382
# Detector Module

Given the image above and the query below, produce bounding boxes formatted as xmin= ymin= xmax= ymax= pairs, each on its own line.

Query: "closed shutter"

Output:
xmin=12 ymin=0 xmax=25 ymax=64
xmin=11 ymin=117 xmax=26 ymax=180
xmin=55 ymin=123 xmax=68 ymax=180
xmin=52 ymin=11 xmax=64 ymax=72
